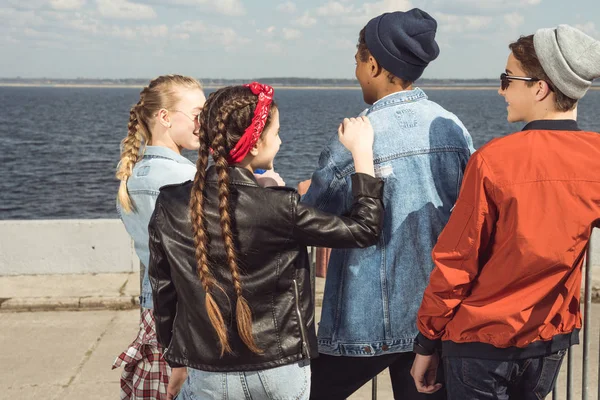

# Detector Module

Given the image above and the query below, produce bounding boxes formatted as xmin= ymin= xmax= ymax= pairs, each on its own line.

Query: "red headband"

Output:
xmin=227 ymin=82 xmax=274 ymax=164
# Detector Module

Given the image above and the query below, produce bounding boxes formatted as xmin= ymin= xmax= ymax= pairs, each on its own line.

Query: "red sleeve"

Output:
xmin=417 ymin=151 xmax=498 ymax=340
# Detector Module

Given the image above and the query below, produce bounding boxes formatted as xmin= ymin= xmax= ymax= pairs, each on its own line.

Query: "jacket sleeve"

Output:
xmin=292 ymin=173 xmax=384 ymax=248
xmin=147 ymin=199 xmax=184 ymax=368
xmin=301 ymin=145 xmax=351 ymax=214
xmin=416 ymin=151 xmax=498 ymax=347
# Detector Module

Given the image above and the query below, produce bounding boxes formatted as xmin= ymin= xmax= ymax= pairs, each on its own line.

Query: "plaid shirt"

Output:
xmin=112 ymin=309 xmax=171 ymax=400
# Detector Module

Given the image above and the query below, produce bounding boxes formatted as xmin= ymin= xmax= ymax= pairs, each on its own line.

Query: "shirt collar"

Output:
xmin=206 ymin=166 xmax=259 ymax=186
xmin=142 ymin=145 xmax=195 ymax=166
xmin=522 ymin=119 xmax=581 ymax=132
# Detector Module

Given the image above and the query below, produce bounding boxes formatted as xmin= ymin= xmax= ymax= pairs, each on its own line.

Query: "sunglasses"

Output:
xmin=500 ymin=73 xmax=540 ymax=91
xmin=172 ymin=109 xmax=201 ymax=124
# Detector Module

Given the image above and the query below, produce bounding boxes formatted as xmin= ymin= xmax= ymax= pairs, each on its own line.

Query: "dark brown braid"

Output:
xmin=190 ymin=86 xmax=277 ymax=355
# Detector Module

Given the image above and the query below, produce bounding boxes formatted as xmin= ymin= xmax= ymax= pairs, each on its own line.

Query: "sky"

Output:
xmin=1 ymin=0 xmax=599 ymax=80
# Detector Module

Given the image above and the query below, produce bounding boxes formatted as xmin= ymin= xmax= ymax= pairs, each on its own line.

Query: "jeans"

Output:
xmin=310 ymin=352 xmax=446 ymax=400
xmin=178 ymin=361 xmax=310 ymax=400
xmin=444 ymin=350 xmax=566 ymax=400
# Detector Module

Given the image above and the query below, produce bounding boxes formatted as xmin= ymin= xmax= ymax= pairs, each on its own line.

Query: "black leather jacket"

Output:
xmin=148 ymin=166 xmax=383 ymax=372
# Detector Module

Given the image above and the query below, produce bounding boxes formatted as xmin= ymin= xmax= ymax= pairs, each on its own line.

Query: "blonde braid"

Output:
xmin=116 ymin=98 xmax=149 ymax=212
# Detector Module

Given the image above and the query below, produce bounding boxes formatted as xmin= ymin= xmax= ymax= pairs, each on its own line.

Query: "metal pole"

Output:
xmin=567 ymin=348 xmax=574 ymax=400
xmin=371 ymin=376 xmax=377 ymax=400
xmin=310 ymin=247 xmax=316 ymax=309
xmin=552 ymin=380 xmax=559 ymax=400
xmin=582 ymin=239 xmax=593 ymax=400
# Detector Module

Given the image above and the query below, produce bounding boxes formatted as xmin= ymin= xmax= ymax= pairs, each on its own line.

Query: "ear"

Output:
xmin=534 ymin=80 xmax=552 ymax=102
xmin=249 ymin=142 xmax=260 ymax=156
xmin=369 ymin=55 xmax=384 ymax=78
xmin=157 ymin=108 xmax=171 ymax=128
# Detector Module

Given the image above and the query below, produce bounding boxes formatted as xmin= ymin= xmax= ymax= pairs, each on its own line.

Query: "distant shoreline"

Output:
xmin=0 ymin=83 xmax=498 ymax=90
xmin=1 ymin=83 xmax=599 ymax=91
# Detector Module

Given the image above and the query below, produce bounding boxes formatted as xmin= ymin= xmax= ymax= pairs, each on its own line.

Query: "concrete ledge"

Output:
xmin=0 ymin=296 xmax=139 ymax=312
xmin=0 ymin=219 xmax=139 ymax=276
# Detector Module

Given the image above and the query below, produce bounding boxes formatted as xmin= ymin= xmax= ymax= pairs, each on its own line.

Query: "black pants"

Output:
xmin=444 ymin=350 xmax=566 ymax=400
xmin=310 ymin=352 xmax=446 ymax=400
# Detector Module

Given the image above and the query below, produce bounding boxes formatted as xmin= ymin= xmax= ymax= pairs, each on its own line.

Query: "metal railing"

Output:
xmin=552 ymin=227 xmax=599 ymax=400
xmin=310 ymin=226 xmax=599 ymax=400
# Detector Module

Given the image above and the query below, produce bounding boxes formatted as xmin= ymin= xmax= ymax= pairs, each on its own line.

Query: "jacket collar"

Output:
xmin=142 ymin=145 xmax=196 ymax=166
xmin=205 ymin=165 xmax=259 ymax=186
xmin=522 ymin=119 xmax=581 ymax=132
xmin=368 ymin=88 xmax=428 ymax=113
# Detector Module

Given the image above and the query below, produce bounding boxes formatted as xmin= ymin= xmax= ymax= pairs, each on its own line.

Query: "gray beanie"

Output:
xmin=533 ymin=24 xmax=600 ymax=99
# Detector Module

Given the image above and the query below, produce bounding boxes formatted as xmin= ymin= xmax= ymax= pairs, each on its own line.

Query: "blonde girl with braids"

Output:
xmin=112 ymin=74 xmax=205 ymax=400
xmin=148 ymin=82 xmax=385 ymax=400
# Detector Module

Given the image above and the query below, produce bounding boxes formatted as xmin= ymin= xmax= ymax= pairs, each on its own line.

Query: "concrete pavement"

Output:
xmin=0 ymin=273 xmax=599 ymax=399
xmin=0 ymin=306 xmax=598 ymax=400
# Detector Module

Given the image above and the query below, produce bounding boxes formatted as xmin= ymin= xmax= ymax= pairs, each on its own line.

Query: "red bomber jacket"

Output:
xmin=417 ymin=119 xmax=600 ymax=359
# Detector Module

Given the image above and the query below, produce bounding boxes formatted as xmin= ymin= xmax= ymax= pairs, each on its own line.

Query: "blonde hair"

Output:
xmin=116 ymin=74 xmax=203 ymax=212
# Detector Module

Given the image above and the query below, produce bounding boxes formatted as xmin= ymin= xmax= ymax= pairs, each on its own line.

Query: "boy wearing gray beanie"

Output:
xmin=411 ymin=25 xmax=600 ymax=399
xmin=301 ymin=8 xmax=474 ymax=400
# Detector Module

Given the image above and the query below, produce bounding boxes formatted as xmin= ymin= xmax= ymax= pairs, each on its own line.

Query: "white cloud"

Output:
xmin=313 ymin=0 xmax=412 ymax=27
xmin=173 ymin=20 xmax=206 ymax=33
xmin=362 ymin=0 xmax=412 ymax=16
xmin=428 ymin=0 xmax=541 ymax=13
xmin=503 ymin=12 xmax=525 ymax=30
xmin=282 ymin=28 xmax=301 ymax=40
xmin=0 ymin=7 xmax=45 ymax=26
xmin=168 ymin=0 xmax=245 ymax=16
xmin=49 ymin=0 xmax=86 ymax=10
xmin=110 ymin=24 xmax=168 ymax=39
xmin=173 ymin=20 xmax=249 ymax=48
xmin=257 ymin=26 xmax=276 ymax=36
xmin=96 ymin=0 xmax=156 ymax=20
xmin=462 ymin=0 xmax=541 ymax=7
xmin=265 ymin=42 xmax=283 ymax=53
xmin=575 ymin=22 xmax=600 ymax=39
xmin=316 ymin=1 xmax=352 ymax=16
xmin=276 ymin=1 xmax=296 ymax=13
xmin=293 ymin=12 xmax=316 ymax=27
xmin=333 ymin=38 xmax=355 ymax=49
xmin=436 ymin=13 xmax=493 ymax=33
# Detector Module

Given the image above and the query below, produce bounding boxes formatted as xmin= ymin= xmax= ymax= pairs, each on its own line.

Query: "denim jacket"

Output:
xmin=117 ymin=146 xmax=196 ymax=309
xmin=302 ymin=88 xmax=475 ymax=356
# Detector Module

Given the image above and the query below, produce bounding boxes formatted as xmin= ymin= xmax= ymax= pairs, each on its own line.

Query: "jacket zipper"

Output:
xmin=163 ymin=307 xmax=179 ymax=358
xmin=292 ymin=279 xmax=311 ymax=359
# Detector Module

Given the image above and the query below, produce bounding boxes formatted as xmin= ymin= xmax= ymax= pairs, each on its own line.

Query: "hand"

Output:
xmin=255 ymin=169 xmax=286 ymax=187
xmin=297 ymin=179 xmax=312 ymax=195
xmin=167 ymin=367 xmax=187 ymax=400
xmin=337 ymin=116 xmax=374 ymax=155
xmin=410 ymin=353 xmax=443 ymax=394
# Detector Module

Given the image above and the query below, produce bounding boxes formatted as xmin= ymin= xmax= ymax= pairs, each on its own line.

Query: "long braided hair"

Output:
xmin=190 ymin=86 xmax=278 ymax=356
xmin=116 ymin=74 xmax=203 ymax=212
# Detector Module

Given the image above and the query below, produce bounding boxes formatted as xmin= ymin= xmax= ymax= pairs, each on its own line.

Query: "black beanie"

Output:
xmin=365 ymin=8 xmax=440 ymax=82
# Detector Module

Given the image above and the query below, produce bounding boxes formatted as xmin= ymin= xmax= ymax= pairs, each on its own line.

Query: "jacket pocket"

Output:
xmin=435 ymin=200 xmax=474 ymax=252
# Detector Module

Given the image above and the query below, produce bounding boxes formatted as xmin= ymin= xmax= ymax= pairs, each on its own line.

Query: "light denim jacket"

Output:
xmin=117 ymin=146 xmax=196 ymax=309
xmin=302 ymin=88 xmax=475 ymax=356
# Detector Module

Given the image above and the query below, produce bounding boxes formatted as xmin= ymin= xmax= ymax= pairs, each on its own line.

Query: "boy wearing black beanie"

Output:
xmin=302 ymin=8 xmax=474 ymax=400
